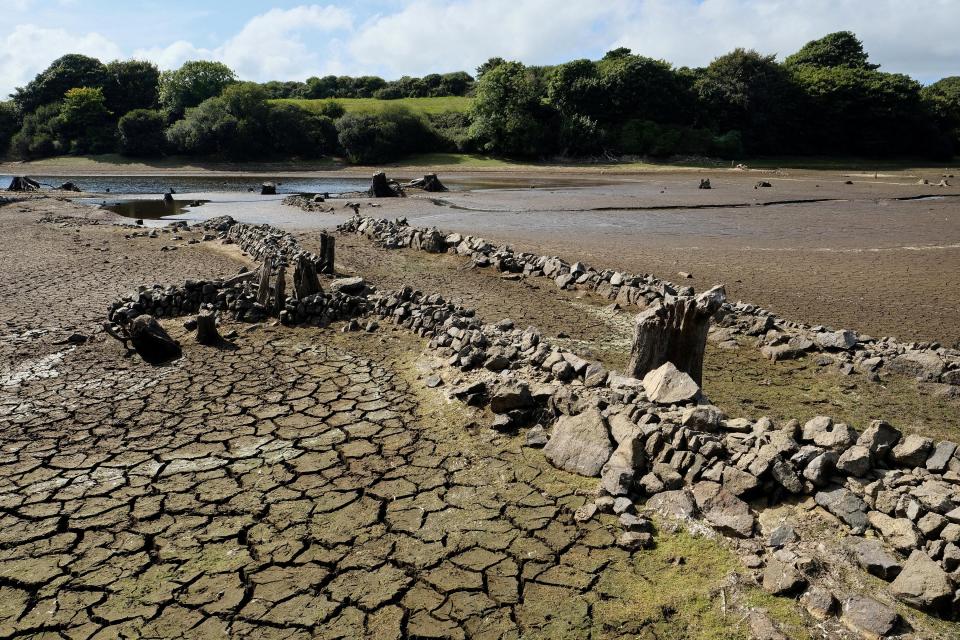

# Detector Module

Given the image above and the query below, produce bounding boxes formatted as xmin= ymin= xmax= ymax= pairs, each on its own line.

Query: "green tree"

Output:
xmin=469 ymin=61 xmax=551 ymax=157
xmin=695 ymin=48 xmax=798 ymax=153
xmin=54 ymin=87 xmax=115 ymax=154
xmin=598 ymin=54 xmax=689 ymax=124
xmin=104 ymin=60 xmax=160 ymax=115
xmin=118 ymin=109 xmax=166 ymax=156
xmin=546 ymin=59 xmax=601 ymax=118
xmin=785 ymin=31 xmax=878 ymax=70
xmin=0 ymin=101 xmax=19 ymax=156
xmin=336 ymin=107 xmax=433 ymax=164
xmin=10 ymin=103 xmax=62 ymax=158
xmin=12 ymin=54 xmax=107 ymax=113
xmin=158 ymin=60 xmax=236 ymax=119
xmin=165 ymin=97 xmax=237 ymax=156
xmin=922 ymin=77 xmax=960 ymax=152
xmin=476 ymin=57 xmax=506 ymax=79
xmin=266 ymin=103 xmax=336 ymax=157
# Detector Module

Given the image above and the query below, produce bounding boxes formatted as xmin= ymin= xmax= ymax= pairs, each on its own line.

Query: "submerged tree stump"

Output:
xmin=293 ymin=253 xmax=321 ymax=299
xmin=7 ymin=176 xmax=40 ymax=192
xmin=319 ymin=233 xmax=336 ymax=274
xmin=628 ymin=285 xmax=726 ymax=385
xmin=196 ymin=309 xmax=220 ymax=345
xmin=256 ymin=255 xmax=274 ymax=306
xmin=129 ymin=315 xmax=182 ymax=364
xmin=408 ymin=174 xmax=449 ymax=192
xmin=368 ymin=172 xmax=401 ymax=197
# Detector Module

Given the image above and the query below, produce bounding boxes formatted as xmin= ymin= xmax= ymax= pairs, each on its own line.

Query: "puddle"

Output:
xmin=97 ymin=198 xmax=208 ymax=220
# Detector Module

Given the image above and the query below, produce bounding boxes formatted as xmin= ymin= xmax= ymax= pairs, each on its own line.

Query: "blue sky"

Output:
xmin=2 ymin=1 xmax=958 ymax=98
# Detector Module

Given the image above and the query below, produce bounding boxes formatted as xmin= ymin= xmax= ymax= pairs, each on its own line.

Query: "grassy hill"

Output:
xmin=274 ymin=96 xmax=472 ymax=116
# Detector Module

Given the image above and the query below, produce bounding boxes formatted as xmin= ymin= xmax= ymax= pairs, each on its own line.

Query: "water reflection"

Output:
xmin=99 ymin=198 xmax=208 ymax=219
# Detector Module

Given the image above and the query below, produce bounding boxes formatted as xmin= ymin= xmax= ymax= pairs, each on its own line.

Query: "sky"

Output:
xmin=2 ymin=0 xmax=958 ymax=98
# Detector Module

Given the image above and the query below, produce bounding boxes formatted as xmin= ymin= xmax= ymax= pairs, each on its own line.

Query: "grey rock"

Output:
xmin=574 ymin=503 xmax=597 ymax=523
xmin=524 ymin=424 xmax=549 ymax=448
xmin=804 ymin=451 xmax=839 ymax=486
xmin=616 ymin=531 xmax=653 ymax=550
xmin=816 ymin=486 xmax=869 ymax=533
xmin=918 ymin=512 xmax=947 ymax=538
xmin=652 ymin=462 xmax=683 ymax=490
xmin=641 ymin=362 xmax=700 ymax=404
xmin=646 ymin=489 xmax=697 ymax=520
xmin=852 ymin=538 xmax=902 ymax=581
xmin=889 ymin=550 xmax=954 ymax=611
xmin=600 ymin=435 xmax=644 ymax=496
xmin=770 ymin=457 xmax=805 ymax=493
xmin=815 ymin=329 xmax=858 ymax=350
xmin=722 ymin=465 xmax=760 ymax=497
xmin=681 ymin=404 xmax=725 ymax=432
xmin=489 ymin=382 xmax=533 ymax=414
xmin=329 ymin=276 xmax=365 ymax=294
xmin=856 ymin=420 xmax=902 ymax=461
xmin=543 ymin=408 xmax=613 ymax=477
xmin=425 ymin=374 xmax=443 ymax=388
xmin=583 ymin=363 xmax=608 ymax=387
xmin=888 ymin=351 xmax=945 ymax=381
xmin=841 ymin=596 xmax=898 ymax=639
xmin=926 ymin=441 xmax=958 ymax=473
xmin=692 ymin=481 xmax=756 ymax=538
xmin=800 ymin=585 xmax=836 ymax=621
xmin=767 ymin=524 xmax=798 ymax=548
xmin=762 ymin=556 xmax=807 ymax=595
xmin=911 ymin=479 xmax=957 ymax=514
xmin=612 ymin=496 xmax=633 ymax=514
xmin=867 ymin=512 xmax=922 ymax=554
xmin=836 ymin=445 xmax=872 ymax=477
xmin=891 ymin=434 xmax=934 ymax=467
xmin=619 ymin=512 xmax=652 ymax=532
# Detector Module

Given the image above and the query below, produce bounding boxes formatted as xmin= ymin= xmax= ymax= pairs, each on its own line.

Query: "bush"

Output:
xmin=165 ymin=97 xmax=238 ymax=156
xmin=118 ymin=109 xmax=166 ymax=156
xmin=55 ymin=87 xmax=115 ymax=154
xmin=336 ymin=107 xmax=435 ymax=164
xmin=10 ymin=103 xmax=62 ymax=158
xmin=266 ymin=103 xmax=337 ymax=157
xmin=159 ymin=60 xmax=237 ymax=120
xmin=0 ymin=102 xmax=19 ymax=156
xmin=619 ymin=120 xmax=741 ymax=158
xmin=427 ymin=112 xmax=474 ymax=152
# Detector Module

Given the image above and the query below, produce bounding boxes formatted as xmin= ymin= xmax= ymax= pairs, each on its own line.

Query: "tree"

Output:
xmin=10 ymin=103 xmax=62 ymax=158
xmin=336 ymin=107 xmax=433 ymax=164
xmin=54 ymin=87 xmax=115 ymax=154
xmin=695 ymin=48 xmax=799 ymax=153
xmin=166 ymin=97 xmax=238 ymax=156
xmin=598 ymin=54 xmax=689 ymax=124
xmin=469 ymin=61 xmax=551 ymax=157
xmin=158 ymin=60 xmax=236 ymax=119
xmin=13 ymin=54 xmax=107 ymax=113
xmin=438 ymin=72 xmax=474 ymax=96
xmin=266 ymin=103 xmax=336 ymax=157
xmin=922 ymin=77 xmax=960 ymax=152
xmin=118 ymin=109 xmax=166 ymax=156
xmin=785 ymin=31 xmax=878 ymax=70
xmin=0 ymin=102 xmax=18 ymax=156
xmin=476 ymin=57 xmax=506 ymax=79
xmin=547 ymin=59 xmax=601 ymax=118
xmin=104 ymin=60 xmax=160 ymax=115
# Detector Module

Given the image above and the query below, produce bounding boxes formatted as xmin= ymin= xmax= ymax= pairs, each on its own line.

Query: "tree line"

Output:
xmin=0 ymin=32 xmax=958 ymax=164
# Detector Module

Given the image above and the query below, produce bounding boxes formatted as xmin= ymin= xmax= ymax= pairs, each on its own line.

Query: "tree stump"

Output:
xmin=319 ymin=233 xmax=335 ymax=274
xmin=256 ymin=255 xmax=274 ymax=306
xmin=408 ymin=174 xmax=449 ymax=192
xmin=628 ymin=285 xmax=726 ymax=385
xmin=293 ymin=253 xmax=321 ymax=298
xmin=368 ymin=172 xmax=400 ymax=197
xmin=274 ymin=263 xmax=287 ymax=315
xmin=261 ymin=182 xmax=277 ymax=195
xmin=196 ymin=309 xmax=220 ymax=345
xmin=7 ymin=176 xmax=40 ymax=191
xmin=129 ymin=315 xmax=181 ymax=364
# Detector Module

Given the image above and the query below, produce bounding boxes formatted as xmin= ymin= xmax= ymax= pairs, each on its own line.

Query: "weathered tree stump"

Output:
xmin=7 ymin=176 xmax=40 ymax=192
xmin=368 ymin=172 xmax=401 ymax=197
xmin=319 ymin=233 xmax=336 ymax=274
xmin=256 ymin=255 xmax=274 ymax=306
xmin=196 ymin=309 xmax=220 ymax=345
xmin=261 ymin=182 xmax=277 ymax=195
xmin=274 ymin=263 xmax=287 ymax=315
xmin=129 ymin=315 xmax=182 ymax=364
xmin=408 ymin=174 xmax=449 ymax=192
xmin=628 ymin=285 xmax=726 ymax=385
xmin=293 ymin=253 xmax=321 ymax=298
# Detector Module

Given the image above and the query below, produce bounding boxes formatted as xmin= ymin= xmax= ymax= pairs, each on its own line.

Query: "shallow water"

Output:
xmin=97 ymin=198 xmax=209 ymax=219
xmin=1 ymin=174 xmax=371 ymax=195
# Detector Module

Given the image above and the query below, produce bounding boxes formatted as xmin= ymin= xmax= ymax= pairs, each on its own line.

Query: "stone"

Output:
xmin=856 ymin=420 xmax=901 ymax=461
xmin=767 ymin=524 xmax=798 ymax=548
xmin=926 ymin=441 xmax=958 ymax=473
xmin=889 ymin=550 xmax=954 ymax=611
xmin=583 ymin=363 xmax=608 ymax=388
xmin=852 ymin=538 xmax=902 ymax=580
xmin=770 ymin=457 xmax=805 ymax=493
xmin=891 ymin=434 xmax=934 ymax=467
xmin=329 ymin=277 xmax=365 ymax=294
xmin=645 ymin=489 xmax=697 ymax=520
xmin=801 ymin=416 xmax=857 ymax=451
xmin=543 ymin=408 xmax=613 ymax=477
xmin=425 ymin=375 xmax=443 ymax=388
xmin=804 ymin=451 xmax=839 ymax=487
xmin=815 ymin=487 xmax=869 ymax=534
xmin=680 ymin=405 xmax=725 ymax=432
xmin=887 ymin=351 xmax=946 ymax=381
xmin=800 ymin=585 xmax=836 ymax=621
xmin=815 ymin=329 xmax=857 ymax=350
xmin=489 ymin=383 xmax=533 ymax=414
xmin=619 ymin=513 xmax=652 ymax=532
xmin=918 ymin=512 xmax=947 ymax=538
xmin=574 ymin=503 xmax=597 ymax=523
xmin=762 ymin=557 xmax=806 ymax=595
xmin=600 ymin=436 xmax=644 ymax=496
xmin=652 ymin=462 xmax=683 ymax=490
xmin=608 ymin=412 xmax=640 ymax=445
xmin=692 ymin=481 xmax=756 ymax=538
xmin=525 ymin=425 xmax=548 ymax=448
xmin=641 ymin=362 xmax=700 ymax=404
xmin=616 ymin=531 xmax=653 ymax=550
xmin=912 ymin=479 xmax=957 ymax=514
xmin=867 ymin=512 xmax=921 ymax=554
xmin=836 ymin=445 xmax=872 ymax=477
xmin=612 ymin=497 xmax=633 ymax=514
xmin=722 ymin=465 xmax=760 ymax=497
xmin=841 ymin=596 xmax=898 ymax=640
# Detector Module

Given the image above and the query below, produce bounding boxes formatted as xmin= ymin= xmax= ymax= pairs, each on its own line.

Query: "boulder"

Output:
xmin=889 ymin=550 xmax=954 ymax=611
xmin=867 ymin=512 xmax=922 ymax=554
xmin=329 ymin=277 xmax=366 ymax=295
xmin=800 ymin=586 xmax=836 ymax=621
xmin=692 ymin=481 xmax=756 ymax=538
xmin=815 ymin=330 xmax=857 ymax=350
xmin=891 ymin=434 xmax=933 ymax=467
xmin=127 ymin=315 xmax=182 ymax=364
xmin=600 ymin=435 xmax=644 ymax=496
xmin=841 ymin=596 xmax=898 ymax=640
xmin=856 ymin=420 xmax=901 ymax=461
xmin=681 ymin=404 xmax=725 ymax=431
xmin=852 ymin=538 xmax=902 ymax=580
xmin=887 ymin=351 xmax=945 ymax=381
xmin=836 ymin=445 xmax=872 ymax=477
xmin=815 ymin=486 xmax=869 ymax=534
xmin=646 ymin=489 xmax=697 ymax=520
xmin=543 ymin=408 xmax=613 ymax=477
xmin=642 ymin=362 xmax=700 ymax=404
xmin=926 ymin=441 xmax=958 ymax=473
xmin=489 ymin=382 xmax=533 ymax=414
xmin=762 ymin=557 xmax=807 ymax=595
xmin=804 ymin=451 xmax=839 ymax=486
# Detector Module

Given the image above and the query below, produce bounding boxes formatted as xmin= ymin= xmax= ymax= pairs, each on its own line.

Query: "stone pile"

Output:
xmin=281 ymin=194 xmax=334 ymax=213
xmin=339 ymin=214 xmax=960 ymax=391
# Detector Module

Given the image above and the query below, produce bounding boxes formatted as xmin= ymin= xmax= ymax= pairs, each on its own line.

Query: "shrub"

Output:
xmin=158 ymin=60 xmax=236 ymax=119
xmin=118 ymin=109 xmax=166 ymax=156
xmin=336 ymin=107 xmax=434 ymax=164
xmin=55 ymin=87 xmax=115 ymax=154
xmin=427 ymin=112 xmax=474 ymax=152
xmin=10 ymin=103 xmax=62 ymax=158
xmin=266 ymin=102 xmax=337 ymax=157
xmin=0 ymin=102 xmax=19 ymax=156
xmin=165 ymin=97 xmax=238 ymax=156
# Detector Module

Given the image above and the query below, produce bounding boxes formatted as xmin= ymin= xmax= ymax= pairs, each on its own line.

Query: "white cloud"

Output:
xmin=134 ymin=4 xmax=353 ymax=80
xmin=0 ymin=24 xmax=122 ymax=98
